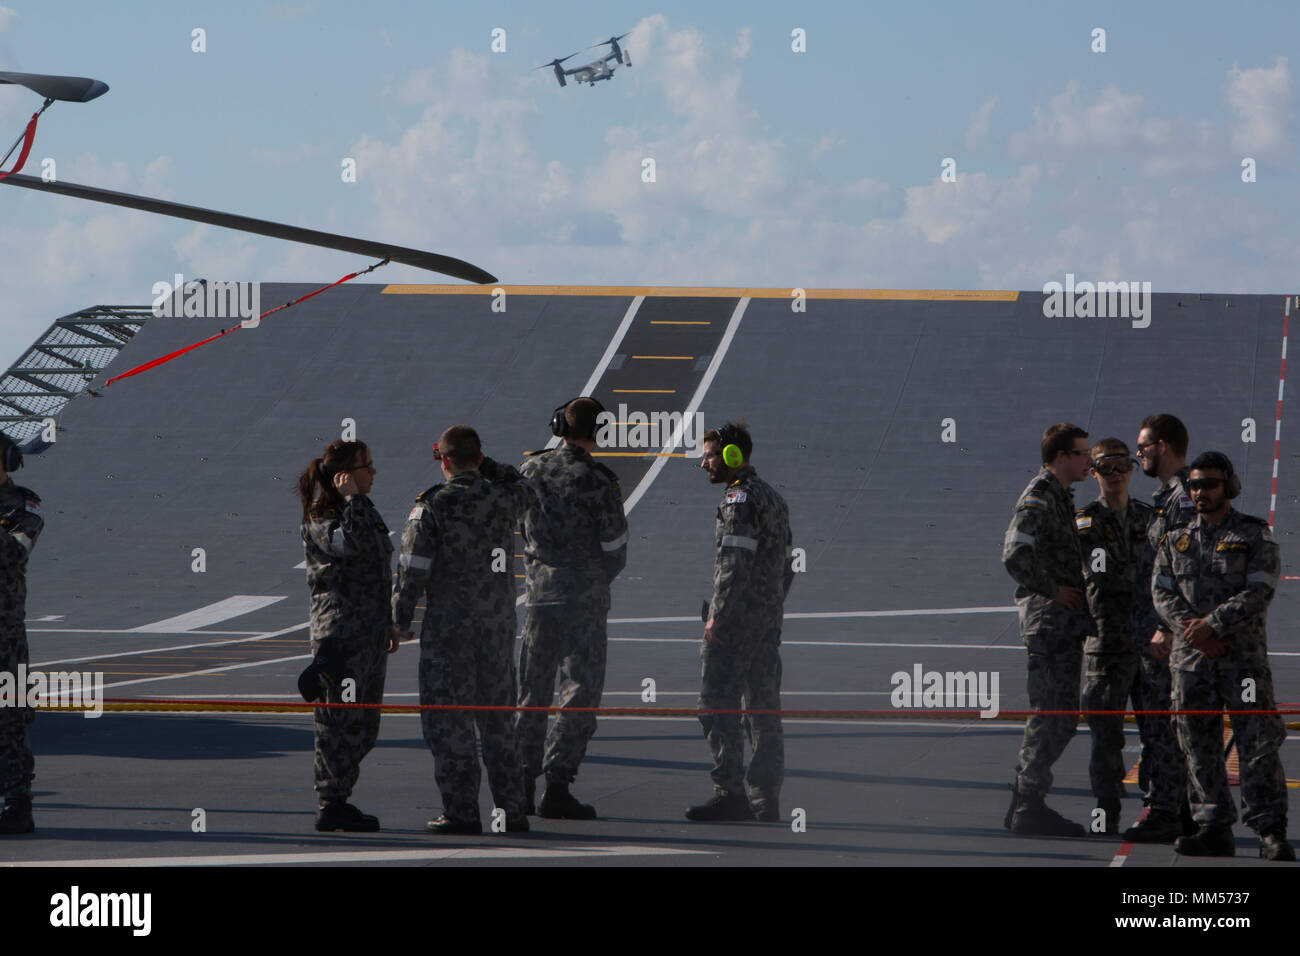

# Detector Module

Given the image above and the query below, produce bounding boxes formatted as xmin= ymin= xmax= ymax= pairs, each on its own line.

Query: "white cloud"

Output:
xmin=811 ymin=132 xmax=845 ymax=160
xmin=0 ymin=7 xmax=17 ymax=34
xmin=732 ymin=26 xmax=751 ymax=59
xmin=1010 ymin=82 xmax=1173 ymax=156
xmin=964 ymin=96 xmax=996 ymax=151
xmin=1226 ymin=56 xmax=1290 ymax=155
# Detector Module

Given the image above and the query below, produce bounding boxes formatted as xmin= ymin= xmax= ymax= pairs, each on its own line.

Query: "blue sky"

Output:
xmin=0 ymin=0 xmax=1296 ymax=368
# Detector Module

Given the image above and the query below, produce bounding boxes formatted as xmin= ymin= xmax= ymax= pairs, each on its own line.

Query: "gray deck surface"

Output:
xmin=4 ymin=285 xmax=1296 ymax=867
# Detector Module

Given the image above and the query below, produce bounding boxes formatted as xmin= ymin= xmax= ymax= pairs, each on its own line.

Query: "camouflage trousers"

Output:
xmin=312 ymin=631 xmax=387 ymax=804
xmin=0 ymin=629 xmax=34 ymax=801
xmin=1172 ymin=659 xmax=1288 ymax=832
xmin=1082 ymin=645 xmax=1185 ymax=813
xmin=699 ymin=628 xmax=784 ymax=802
xmin=516 ymin=600 xmax=608 ymax=785
xmin=420 ymin=620 xmax=525 ymax=821
xmin=1014 ymin=631 xmax=1082 ymax=799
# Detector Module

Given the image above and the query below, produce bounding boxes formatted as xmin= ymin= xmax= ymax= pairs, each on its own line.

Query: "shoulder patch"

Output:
xmin=415 ymin=483 xmax=443 ymax=502
xmin=1174 ymin=533 xmax=1190 ymax=553
xmin=407 ymin=505 xmax=424 ymax=522
xmin=724 ymin=489 xmax=748 ymax=505
xmin=1074 ymin=515 xmax=1092 ymax=530
xmin=1020 ymin=495 xmax=1047 ymax=510
xmin=25 ymin=499 xmax=40 ymax=515
xmin=1178 ymin=495 xmax=1194 ymax=509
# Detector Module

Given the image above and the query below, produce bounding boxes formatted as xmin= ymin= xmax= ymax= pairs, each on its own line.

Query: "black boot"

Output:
xmin=1008 ymin=792 xmax=1086 ymax=837
xmin=315 ymin=800 xmax=379 ymax=833
xmin=1095 ymin=798 xmax=1122 ymax=835
xmin=750 ymin=798 xmax=780 ymax=822
xmin=538 ymin=779 xmax=597 ymax=820
xmin=425 ymin=814 xmax=483 ymax=835
xmin=685 ymin=791 xmax=752 ymax=822
xmin=504 ymin=811 xmax=531 ymax=833
xmin=1122 ymin=809 xmax=1183 ymax=843
xmin=1259 ymin=829 xmax=1296 ymax=861
xmin=1174 ymin=825 xmax=1235 ymax=857
xmin=0 ymin=797 xmax=34 ymax=835
xmin=1179 ymin=800 xmax=1197 ymax=836
xmin=523 ymin=775 xmax=536 ymax=816
xmin=1003 ymin=781 xmax=1020 ymax=831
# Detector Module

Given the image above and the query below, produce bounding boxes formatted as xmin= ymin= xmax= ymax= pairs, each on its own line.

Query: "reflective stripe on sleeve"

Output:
xmin=600 ymin=530 xmax=629 ymax=552
xmin=721 ymin=534 xmax=758 ymax=551
xmin=400 ymin=553 xmax=432 ymax=570
xmin=11 ymin=531 xmax=32 ymax=553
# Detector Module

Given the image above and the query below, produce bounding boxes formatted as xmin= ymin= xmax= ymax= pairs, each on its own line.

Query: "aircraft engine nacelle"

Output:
xmin=623 ymin=52 xmax=631 ymax=67
xmin=554 ymin=65 xmax=567 ymax=87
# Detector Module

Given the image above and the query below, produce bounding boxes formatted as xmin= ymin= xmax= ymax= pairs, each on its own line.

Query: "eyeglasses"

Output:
xmin=1092 ymin=457 xmax=1135 ymax=477
xmin=1135 ymin=439 xmax=1161 ymax=456
xmin=1186 ymin=478 xmax=1224 ymax=491
xmin=348 ymin=459 xmax=375 ymax=472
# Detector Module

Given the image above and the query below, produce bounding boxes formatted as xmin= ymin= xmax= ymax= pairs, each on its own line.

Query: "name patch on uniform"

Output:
xmin=1175 ymin=534 xmax=1190 ymax=553
xmin=1214 ymin=540 xmax=1248 ymax=552
xmin=1074 ymin=515 xmax=1092 ymax=530
xmin=25 ymin=500 xmax=39 ymax=514
xmin=1178 ymin=495 xmax=1193 ymax=509
xmin=724 ymin=490 xmax=747 ymax=505
xmin=1021 ymin=496 xmax=1047 ymax=509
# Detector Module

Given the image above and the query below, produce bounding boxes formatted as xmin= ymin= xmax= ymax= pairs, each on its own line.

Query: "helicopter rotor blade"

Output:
xmin=0 ymin=71 xmax=108 ymax=103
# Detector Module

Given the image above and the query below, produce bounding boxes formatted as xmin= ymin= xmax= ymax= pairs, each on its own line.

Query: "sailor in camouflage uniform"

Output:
xmin=1075 ymin=439 xmax=1180 ymax=836
xmin=0 ymin=434 xmax=43 ymax=835
xmin=1122 ymin=413 xmax=1196 ymax=842
xmin=1151 ymin=451 xmax=1294 ymax=860
xmin=392 ymin=426 xmax=533 ymax=834
xmin=1002 ymin=423 xmax=1092 ymax=837
xmin=299 ymin=440 xmax=394 ymax=832
xmin=515 ymin=398 xmax=628 ymax=819
xmin=686 ymin=422 xmax=794 ymax=823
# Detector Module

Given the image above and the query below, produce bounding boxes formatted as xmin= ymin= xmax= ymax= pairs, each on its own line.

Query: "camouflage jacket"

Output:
xmin=709 ymin=466 xmax=794 ymax=638
xmin=1147 ymin=467 xmax=1196 ymax=636
xmin=519 ymin=443 xmax=628 ymax=606
xmin=1152 ymin=509 xmax=1279 ymax=670
xmin=1002 ymin=469 xmax=1086 ymax=637
xmin=302 ymin=494 xmax=394 ymax=647
xmin=1075 ymin=496 xmax=1157 ymax=652
xmin=392 ymin=458 xmax=533 ymax=637
xmin=0 ymin=476 xmax=43 ymax=635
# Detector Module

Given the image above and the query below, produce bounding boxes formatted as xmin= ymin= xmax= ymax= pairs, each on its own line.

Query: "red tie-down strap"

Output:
xmin=0 ymin=110 xmax=40 ymax=181
xmin=105 ymin=258 xmax=390 ymax=386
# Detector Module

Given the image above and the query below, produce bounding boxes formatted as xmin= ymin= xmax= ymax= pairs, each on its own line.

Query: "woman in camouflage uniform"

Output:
xmin=297 ymin=440 xmax=396 ymax=831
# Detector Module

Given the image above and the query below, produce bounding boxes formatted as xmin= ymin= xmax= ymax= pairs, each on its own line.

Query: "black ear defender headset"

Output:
xmin=0 ymin=433 xmax=22 ymax=472
xmin=550 ymin=397 xmax=607 ymax=440
xmin=1193 ymin=451 xmax=1241 ymax=499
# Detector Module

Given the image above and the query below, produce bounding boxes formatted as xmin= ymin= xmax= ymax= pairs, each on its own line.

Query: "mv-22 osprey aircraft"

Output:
xmin=536 ymin=33 xmax=631 ymax=88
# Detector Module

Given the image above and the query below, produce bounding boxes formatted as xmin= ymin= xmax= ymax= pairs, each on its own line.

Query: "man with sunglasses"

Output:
xmin=1122 ymin=413 xmax=1195 ymax=843
xmin=1075 ymin=439 xmax=1181 ymax=837
xmin=1151 ymin=452 xmax=1293 ymax=860
xmin=1002 ymin=423 xmax=1092 ymax=836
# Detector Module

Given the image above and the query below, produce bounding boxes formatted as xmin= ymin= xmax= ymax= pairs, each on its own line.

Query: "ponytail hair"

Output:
xmin=297 ymin=440 xmax=368 ymax=522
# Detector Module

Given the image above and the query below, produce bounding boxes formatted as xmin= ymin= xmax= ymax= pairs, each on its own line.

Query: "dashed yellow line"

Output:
xmin=383 ymin=285 xmax=1019 ymax=301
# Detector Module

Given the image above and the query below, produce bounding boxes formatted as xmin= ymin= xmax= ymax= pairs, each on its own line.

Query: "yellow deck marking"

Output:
xmin=631 ymin=355 xmax=694 ymax=360
xmin=383 ymin=285 xmax=1019 ymax=301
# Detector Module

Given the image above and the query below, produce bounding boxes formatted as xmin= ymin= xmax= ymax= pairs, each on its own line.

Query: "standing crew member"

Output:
xmin=1002 ymin=423 xmax=1091 ymax=837
xmin=516 ymin=398 xmax=628 ymax=819
xmin=1152 ymin=452 xmax=1294 ymax=860
xmin=393 ymin=426 xmax=532 ymax=834
xmin=298 ymin=440 xmax=395 ymax=832
xmin=686 ymin=421 xmax=794 ymax=822
xmin=1123 ymin=413 xmax=1195 ymax=842
xmin=1075 ymin=439 xmax=1171 ymax=835
xmin=0 ymin=434 xmax=42 ymax=834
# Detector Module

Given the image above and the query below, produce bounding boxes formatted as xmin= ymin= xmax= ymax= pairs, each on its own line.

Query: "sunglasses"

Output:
xmin=1186 ymin=478 xmax=1224 ymax=492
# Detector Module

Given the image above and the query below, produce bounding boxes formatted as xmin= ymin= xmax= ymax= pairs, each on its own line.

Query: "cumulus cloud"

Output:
xmin=731 ymin=26 xmax=751 ymax=59
xmin=964 ymin=96 xmax=996 ymax=151
xmin=1226 ymin=55 xmax=1291 ymax=155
